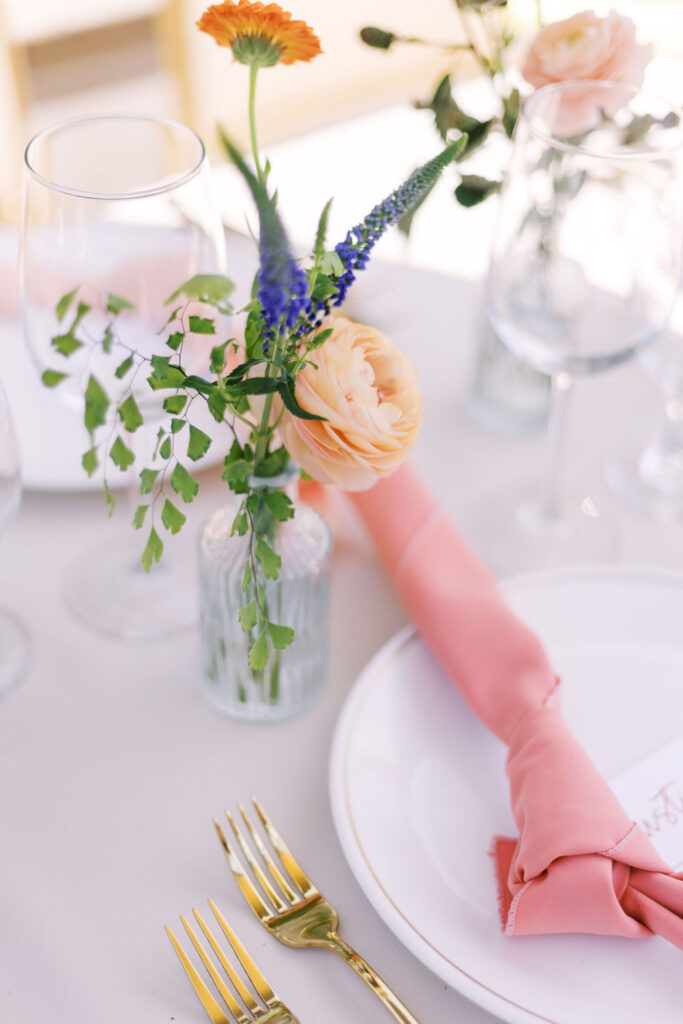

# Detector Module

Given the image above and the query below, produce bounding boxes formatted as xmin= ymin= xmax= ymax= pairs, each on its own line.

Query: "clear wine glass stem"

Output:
xmin=540 ymin=371 xmax=573 ymax=521
xmin=638 ymin=398 xmax=683 ymax=496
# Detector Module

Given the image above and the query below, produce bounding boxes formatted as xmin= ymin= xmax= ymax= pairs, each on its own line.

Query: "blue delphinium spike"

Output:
xmin=315 ymin=136 xmax=468 ymax=315
xmin=220 ymin=129 xmax=311 ymax=333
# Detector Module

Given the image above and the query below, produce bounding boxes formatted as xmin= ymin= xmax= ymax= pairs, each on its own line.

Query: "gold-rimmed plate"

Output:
xmin=329 ymin=566 xmax=683 ymax=1024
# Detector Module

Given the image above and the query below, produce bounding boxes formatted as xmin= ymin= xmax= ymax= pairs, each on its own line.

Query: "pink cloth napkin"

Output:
xmin=352 ymin=463 xmax=683 ymax=949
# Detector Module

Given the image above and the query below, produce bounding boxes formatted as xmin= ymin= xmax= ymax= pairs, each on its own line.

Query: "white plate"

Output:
xmin=330 ymin=567 xmax=683 ymax=1024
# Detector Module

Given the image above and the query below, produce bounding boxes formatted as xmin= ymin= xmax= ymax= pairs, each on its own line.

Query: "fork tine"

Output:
xmin=209 ymin=898 xmax=276 ymax=1007
xmin=252 ymin=798 xmax=319 ymax=898
xmin=165 ymin=925 xmax=231 ymax=1024
xmin=180 ymin=915 xmax=248 ymax=1024
xmin=239 ymin=803 xmax=300 ymax=906
xmin=192 ymin=909 xmax=260 ymax=1018
xmin=227 ymin=811 xmax=290 ymax=914
xmin=214 ymin=819 xmax=275 ymax=924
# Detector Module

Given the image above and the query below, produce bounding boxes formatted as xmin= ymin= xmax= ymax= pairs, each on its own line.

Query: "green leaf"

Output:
xmin=159 ymin=436 xmax=172 ymax=460
xmin=228 ymin=376 xmax=280 ymax=398
xmin=458 ymin=119 xmax=493 ymax=160
xmin=41 ymin=369 xmax=67 ymax=387
xmin=255 ymin=538 xmax=281 ymax=580
xmin=148 ymin=354 xmax=187 ymax=389
xmin=222 ymin=457 xmax=251 ymax=494
xmin=210 ymin=340 xmax=229 ymax=374
xmin=163 ymin=394 xmax=187 ymax=414
xmin=239 ymin=600 xmax=258 ymax=631
xmin=133 ymin=503 xmax=149 ymax=529
xmin=417 ymin=74 xmax=480 ymax=143
xmin=187 ymin=425 xmax=211 ymax=462
xmin=313 ymin=198 xmax=333 ymax=266
xmin=72 ymin=301 xmax=91 ymax=330
xmin=309 ymin=273 xmax=337 ymax=303
xmin=268 ymin=621 xmax=295 ymax=650
xmin=51 ymin=332 xmax=82 ymax=356
xmin=241 ymin=560 xmax=252 ymax=593
xmin=104 ymin=481 xmax=115 ymax=518
xmin=114 ymin=354 xmax=135 ymax=379
xmin=139 ymin=468 xmax=159 ymax=494
xmin=82 ymin=446 xmax=98 ymax=477
xmin=56 ymin=289 xmax=77 ymax=322
xmin=188 ymin=315 xmax=216 ymax=335
xmin=102 ymin=326 xmax=114 ymax=353
xmin=118 ymin=394 xmax=143 ymax=433
xmin=502 ymin=87 xmax=520 ymax=140
xmin=224 ymin=439 xmax=244 ymax=466
xmin=161 ymin=498 xmax=186 ymax=535
xmin=208 ymin=391 xmax=229 ymax=423
xmin=359 ymin=26 xmax=396 ymax=50
xmin=248 ymin=629 xmax=269 ymax=672
xmin=141 ymin=527 xmax=163 ymax=572
xmin=170 ymin=462 xmax=199 ymax=503
xmin=110 ymin=435 xmax=135 ymax=471
xmin=165 ymin=274 xmax=234 ymax=314
xmin=84 ymin=375 xmax=109 ymax=435
xmin=306 ymin=326 xmax=333 ymax=352
xmin=455 ymin=175 xmax=501 ymax=208
xmin=319 ymin=251 xmax=344 ymax=277
xmin=255 ymin=445 xmax=289 ymax=478
xmin=106 ymin=293 xmax=135 ymax=315
xmin=277 ymin=379 xmax=325 ymax=421
xmin=159 ymin=306 xmax=182 ymax=332
xmin=231 ymin=511 xmax=248 ymax=536
xmin=170 ymin=417 xmax=186 ymax=434
xmin=166 ymin=331 xmax=184 ymax=352
xmin=264 ymin=491 xmax=295 ymax=522
xmin=177 ymin=374 xmax=213 ymax=395
xmin=244 ymin=307 xmax=266 ymax=360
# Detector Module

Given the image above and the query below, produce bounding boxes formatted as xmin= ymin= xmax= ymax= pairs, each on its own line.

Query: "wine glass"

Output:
xmin=0 ymin=378 xmax=30 ymax=694
xmin=480 ymin=81 xmax=682 ymax=572
xmin=20 ymin=114 xmax=228 ymax=640
xmin=606 ymin=287 xmax=683 ymax=521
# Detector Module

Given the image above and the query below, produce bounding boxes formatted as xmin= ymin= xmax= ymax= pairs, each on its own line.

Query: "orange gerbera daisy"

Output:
xmin=197 ymin=1 xmax=322 ymax=67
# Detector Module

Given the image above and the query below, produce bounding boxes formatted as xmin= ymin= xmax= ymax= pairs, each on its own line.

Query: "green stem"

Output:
xmin=248 ymin=63 xmax=265 ymax=184
xmin=254 ymin=391 xmax=276 ymax=466
xmin=536 ymin=0 xmax=543 ymax=28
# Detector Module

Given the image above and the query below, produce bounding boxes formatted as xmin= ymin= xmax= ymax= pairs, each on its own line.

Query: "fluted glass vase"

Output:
xmin=198 ymin=472 xmax=332 ymax=722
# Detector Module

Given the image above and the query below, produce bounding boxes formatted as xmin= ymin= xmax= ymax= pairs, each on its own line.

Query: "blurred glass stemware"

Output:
xmin=0 ymin=379 xmax=30 ymax=694
xmin=606 ymin=292 xmax=683 ymax=521
xmin=479 ymin=80 xmax=682 ymax=573
xmin=20 ymin=114 xmax=228 ymax=640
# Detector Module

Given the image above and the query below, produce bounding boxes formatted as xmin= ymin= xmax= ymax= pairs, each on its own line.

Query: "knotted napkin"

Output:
xmin=352 ymin=463 xmax=683 ymax=948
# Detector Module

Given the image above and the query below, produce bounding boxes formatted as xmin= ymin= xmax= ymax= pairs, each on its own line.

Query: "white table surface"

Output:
xmin=3 ymin=89 xmax=683 ymax=1024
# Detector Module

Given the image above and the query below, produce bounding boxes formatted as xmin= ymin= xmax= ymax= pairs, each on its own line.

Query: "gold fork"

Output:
xmin=214 ymin=799 xmax=421 ymax=1024
xmin=166 ymin=898 xmax=299 ymax=1024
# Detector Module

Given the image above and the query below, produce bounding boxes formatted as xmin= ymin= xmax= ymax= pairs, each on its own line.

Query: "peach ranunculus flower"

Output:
xmin=279 ymin=317 xmax=422 ymax=491
xmin=522 ymin=10 xmax=653 ymax=136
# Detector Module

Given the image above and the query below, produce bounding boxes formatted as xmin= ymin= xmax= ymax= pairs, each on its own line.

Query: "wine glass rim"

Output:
xmin=23 ymin=113 xmax=207 ymax=200
xmin=521 ymin=80 xmax=683 ymax=160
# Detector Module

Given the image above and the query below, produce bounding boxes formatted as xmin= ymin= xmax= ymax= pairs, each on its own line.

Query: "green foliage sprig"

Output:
xmin=361 ymin=0 xmax=532 ymax=219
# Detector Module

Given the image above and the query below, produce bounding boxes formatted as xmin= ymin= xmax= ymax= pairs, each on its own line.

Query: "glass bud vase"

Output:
xmin=198 ymin=471 xmax=332 ymax=722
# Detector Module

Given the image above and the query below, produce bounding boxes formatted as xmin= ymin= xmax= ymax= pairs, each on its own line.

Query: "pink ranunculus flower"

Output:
xmin=280 ymin=317 xmax=422 ymax=491
xmin=522 ymin=10 xmax=653 ymax=136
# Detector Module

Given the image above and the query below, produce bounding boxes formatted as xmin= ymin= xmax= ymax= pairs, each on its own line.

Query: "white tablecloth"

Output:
xmin=3 ymin=75 xmax=683 ymax=1022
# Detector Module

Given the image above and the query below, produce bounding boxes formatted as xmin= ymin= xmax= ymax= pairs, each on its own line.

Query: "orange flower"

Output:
xmin=197 ymin=1 xmax=322 ymax=67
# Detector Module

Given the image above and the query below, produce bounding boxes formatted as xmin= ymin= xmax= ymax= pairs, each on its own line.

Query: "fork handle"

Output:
xmin=328 ymin=935 xmax=421 ymax=1024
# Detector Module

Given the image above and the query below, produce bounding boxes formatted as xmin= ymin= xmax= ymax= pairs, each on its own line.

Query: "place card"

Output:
xmin=610 ymin=735 xmax=683 ymax=870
